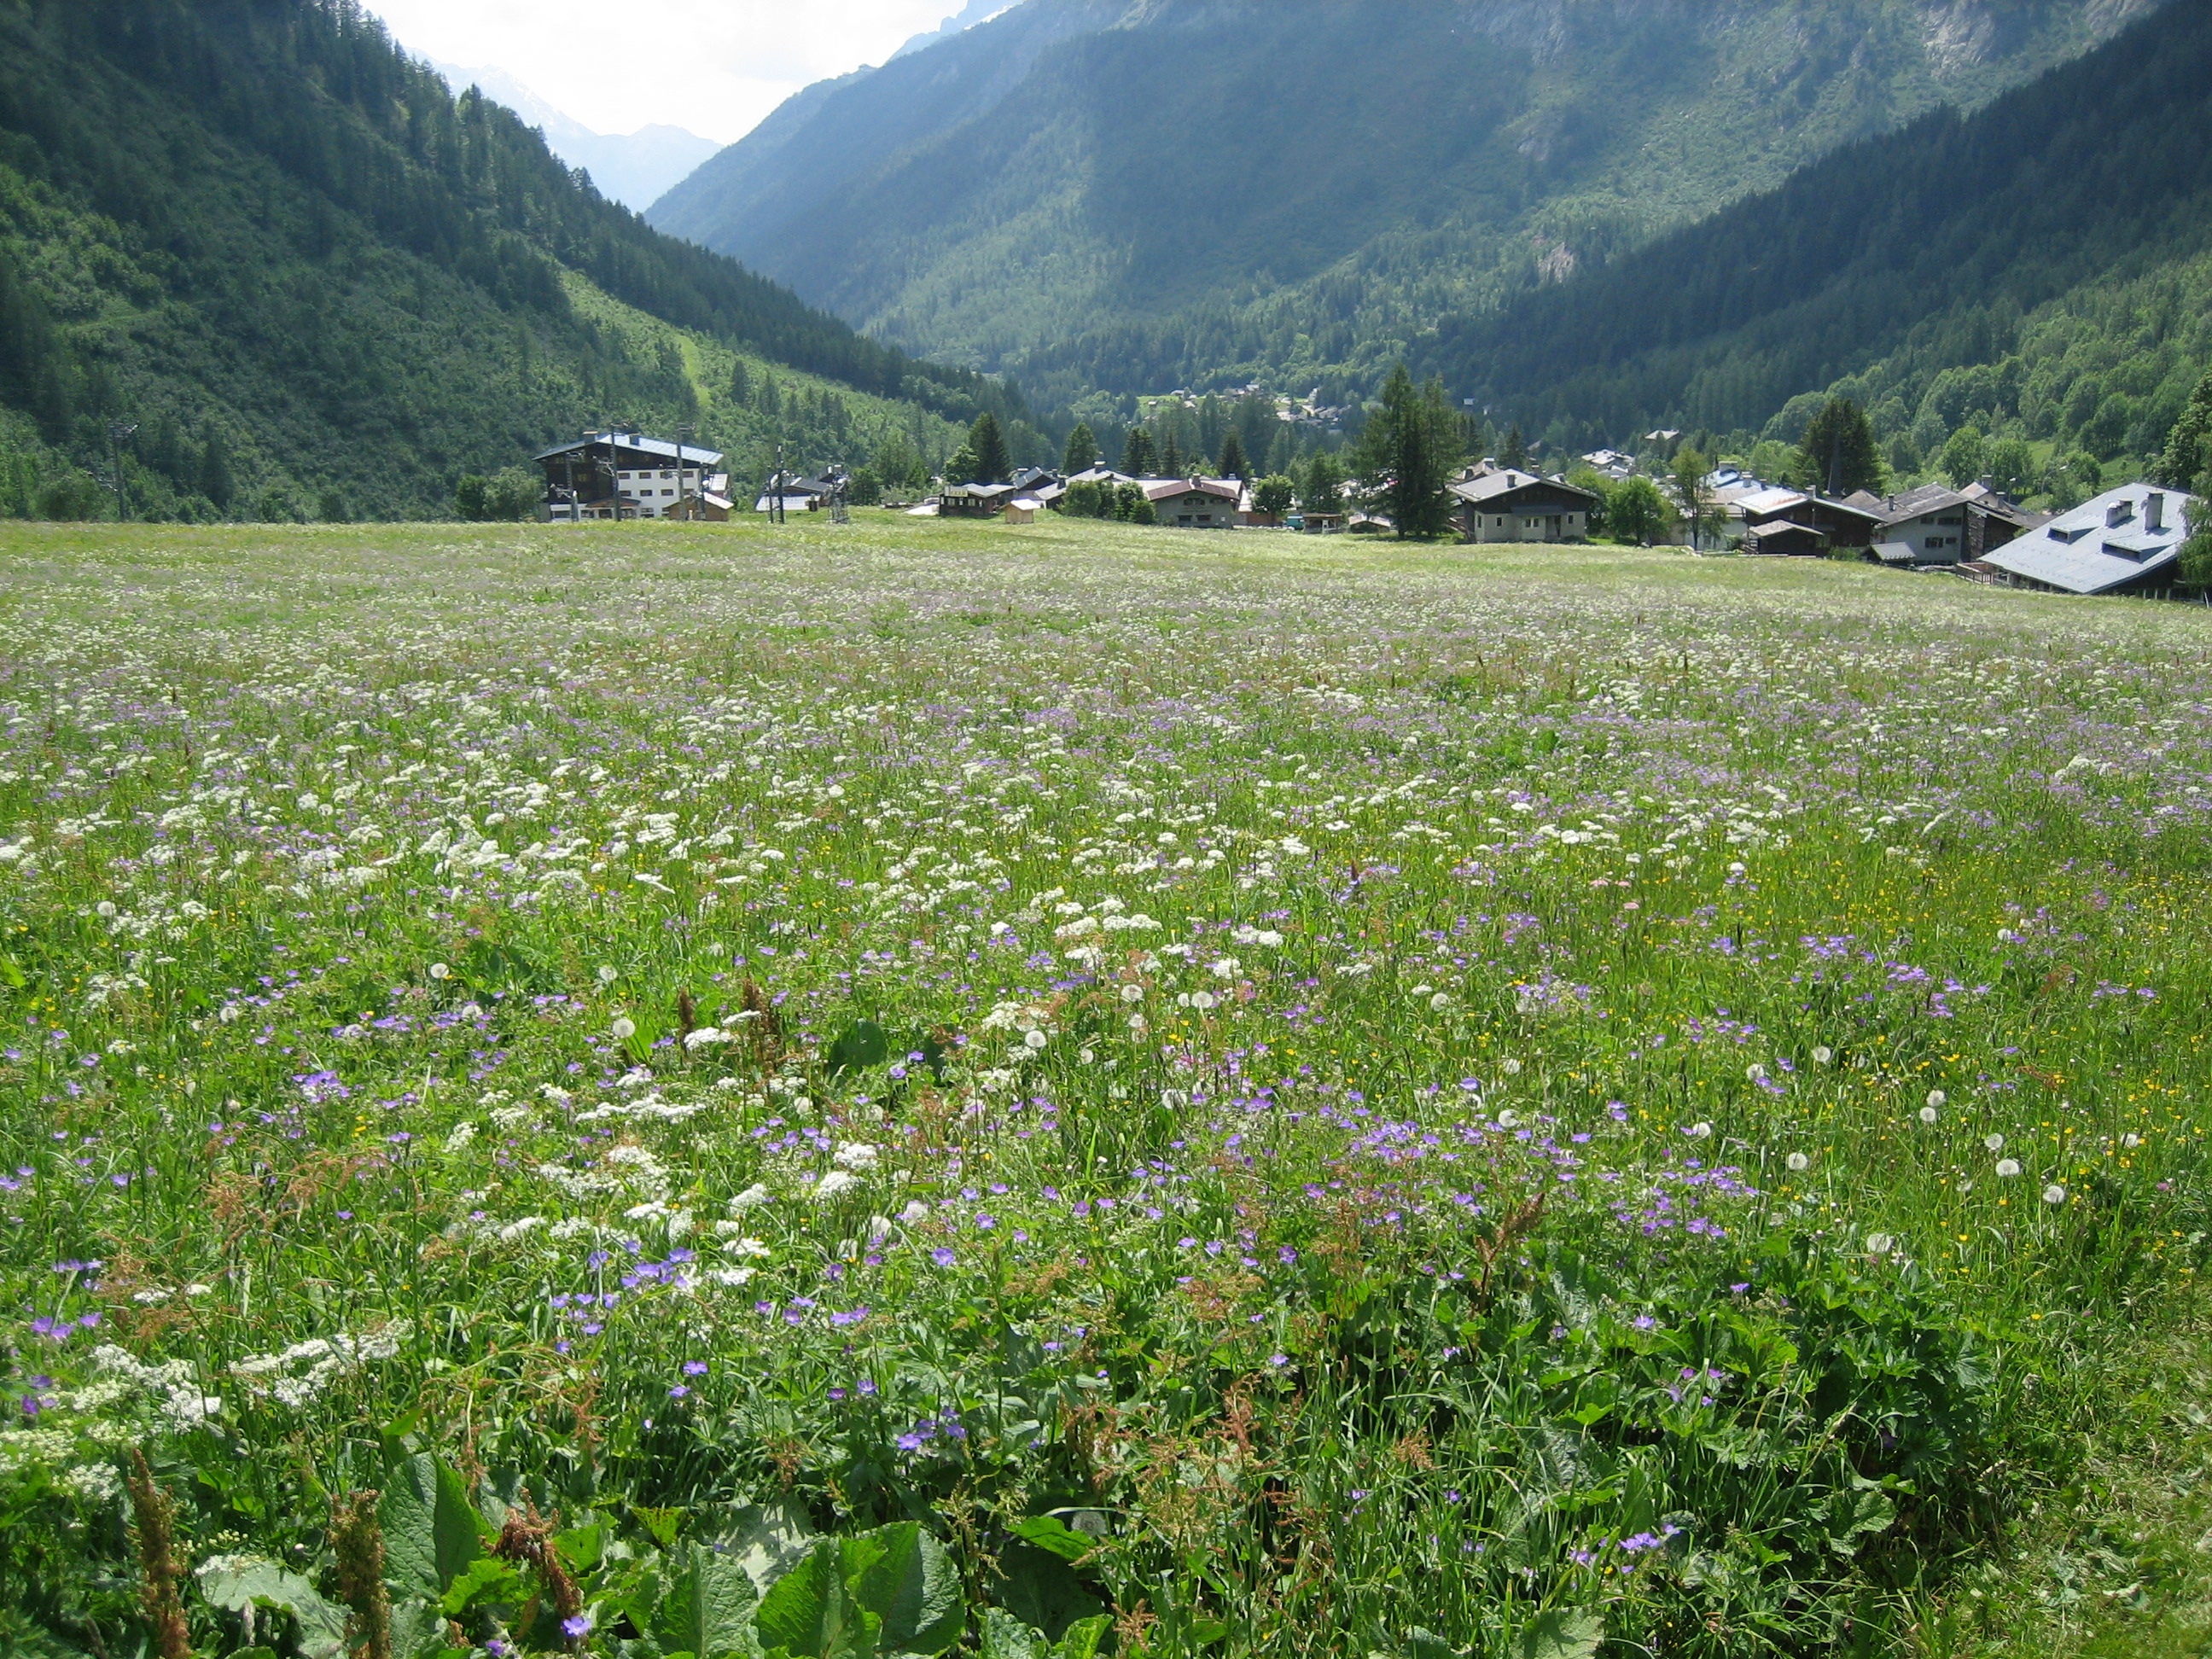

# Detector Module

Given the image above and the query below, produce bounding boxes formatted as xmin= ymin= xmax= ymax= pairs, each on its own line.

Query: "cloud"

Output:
xmin=364 ymin=0 xmax=959 ymax=143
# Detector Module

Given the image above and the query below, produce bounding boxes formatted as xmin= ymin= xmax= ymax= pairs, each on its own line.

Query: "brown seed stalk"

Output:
xmin=331 ymin=1490 xmax=394 ymax=1659
xmin=125 ymin=1447 xmax=192 ymax=1659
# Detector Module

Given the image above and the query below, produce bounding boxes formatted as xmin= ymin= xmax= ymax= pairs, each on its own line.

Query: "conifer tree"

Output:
xmin=1304 ymin=452 xmax=1345 ymax=515
xmin=1353 ymin=365 xmax=1456 ymax=538
xmin=1499 ymin=425 xmax=1529 ymax=472
xmin=729 ymin=359 xmax=751 ymax=406
xmin=967 ymin=412 xmax=1011 ymax=485
xmin=1160 ymin=432 xmax=1185 ymax=480
xmin=1121 ymin=428 xmax=1157 ymax=477
xmin=1797 ymin=398 xmax=1883 ymax=496
xmin=1218 ymin=430 xmax=1249 ymax=480
xmin=1063 ymin=423 xmax=1098 ymax=474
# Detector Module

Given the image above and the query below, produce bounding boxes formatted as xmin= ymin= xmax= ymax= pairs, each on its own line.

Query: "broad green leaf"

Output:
xmin=380 ymin=1453 xmax=486 ymax=1601
xmin=1515 ymin=1609 xmax=1604 ymax=1659
xmin=847 ymin=1523 xmax=963 ymax=1658
xmin=387 ymin=1598 xmax=445 ymax=1659
xmin=1824 ymin=1486 xmax=1896 ymax=1554
xmin=1007 ymin=1516 xmax=1094 ymax=1565
xmin=437 ymin=1556 xmax=527 ymax=1617
xmin=724 ymin=1500 xmax=818 ymax=1594
xmin=756 ymin=1540 xmax=881 ymax=1659
xmin=978 ymin=1609 xmax=1045 ymax=1659
xmin=997 ymin=1540 xmax=1106 ymax=1642
xmin=827 ymin=1019 xmax=892 ymax=1077
xmin=634 ymin=1503 xmax=686 ymax=1548
xmin=1053 ymin=1615 xmax=1113 ymax=1659
xmin=655 ymin=1541 xmax=761 ymax=1659
xmin=197 ymin=1556 xmax=349 ymax=1659
xmin=0 ymin=952 xmax=26 ymax=990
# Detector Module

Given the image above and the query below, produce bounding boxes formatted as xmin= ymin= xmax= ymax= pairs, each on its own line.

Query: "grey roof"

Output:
xmin=1451 ymin=469 xmax=1602 ymax=507
xmin=1982 ymin=484 xmax=2192 ymax=595
xmin=942 ymin=480 xmax=1020 ymax=498
xmin=535 ymin=433 xmax=726 ymax=467
xmin=1873 ymin=541 xmax=1918 ymax=565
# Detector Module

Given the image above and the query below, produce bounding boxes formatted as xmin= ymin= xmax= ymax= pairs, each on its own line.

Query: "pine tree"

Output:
xmin=969 ymin=412 xmax=1011 ymax=485
xmin=1063 ymin=422 xmax=1099 ymax=474
xmin=1797 ymin=398 xmax=1883 ymax=496
xmin=1353 ymin=365 xmax=1456 ymax=539
xmin=1160 ymin=432 xmax=1185 ymax=480
xmin=1218 ymin=429 xmax=1249 ymax=480
xmin=1121 ymin=428 xmax=1157 ymax=477
xmin=1499 ymin=425 xmax=1529 ymax=472
xmin=1304 ymin=452 xmax=1345 ymax=515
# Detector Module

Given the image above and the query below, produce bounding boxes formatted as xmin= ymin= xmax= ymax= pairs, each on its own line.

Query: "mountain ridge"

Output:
xmin=648 ymin=0 xmax=2166 ymax=412
xmin=426 ymin=59 xmax=719 ymax=212
xmin=0 ymin=0 xmax=1004 ymax=519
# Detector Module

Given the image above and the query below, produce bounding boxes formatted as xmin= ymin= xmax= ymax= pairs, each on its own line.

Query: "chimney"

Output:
xmin=2147 ymin=492 xmax=2167 ymax=533
xmin=2108 ymin=498 xmax=2135 ymax=528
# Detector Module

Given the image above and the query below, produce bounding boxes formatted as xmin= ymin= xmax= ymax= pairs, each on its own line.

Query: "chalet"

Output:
xmin=1451 ymin=468 xmax=1601 ymax=544
xmin=668 ymin=486 xmax=736 ymax=522
xmin=1845 ymin=482 xmax=2046 ymax=567
xmin=1734 ymin=487 xmax=1884 ymax=553
xmin=940 ymin=480 xmax=1021 ymax=518
xmin=1143 ymin=477 xmax=1241 ymax=528
xmin=1982 ymin=484 xmax=2192 ymax=596
xmin=537 ymin=430 xmax=725 ymax=522
xmin=755 ymin=475 xmax=838 ymax=515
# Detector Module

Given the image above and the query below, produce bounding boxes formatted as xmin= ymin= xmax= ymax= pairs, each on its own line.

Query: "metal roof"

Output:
xmin=534 ymin=433 xmax=726 ymax=466
xmin=1982 ymin=484 xmax=2190 ymax=595
xmin=1450 ymin=470 xmax=1601 ymax=507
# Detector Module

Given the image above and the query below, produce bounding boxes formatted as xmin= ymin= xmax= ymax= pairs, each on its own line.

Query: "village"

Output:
xmin=530 ymin=422 xmax=2202 ymax=601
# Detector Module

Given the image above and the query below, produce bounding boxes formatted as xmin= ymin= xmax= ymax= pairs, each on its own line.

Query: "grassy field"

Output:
xmin=5 ymin=513 xmax=2212 ymax=1659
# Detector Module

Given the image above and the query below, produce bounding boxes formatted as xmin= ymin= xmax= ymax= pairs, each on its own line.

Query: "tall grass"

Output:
xmin=1 ymin=516 xmax=2208 ymax=1659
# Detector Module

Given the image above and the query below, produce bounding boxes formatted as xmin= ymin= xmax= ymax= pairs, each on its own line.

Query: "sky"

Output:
xmin=363 ymin=1 xmax=975 ymax=145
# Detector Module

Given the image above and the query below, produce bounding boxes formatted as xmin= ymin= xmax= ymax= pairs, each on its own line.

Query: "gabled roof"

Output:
xmin=535 ymin=433 xmax=726 ymax=467
xmin=1872 ymin=541 xmax=1918 ymax=564
xmin=1983 ymin=484 xmax=2191 ymax=595
xmin=1450 ymin=469 xmax=1602 ymax=507
xmin=942 ymin=480 xmax=1020 ymax=498
xmin=1142 ymin=478 xmax=1239 ymax=504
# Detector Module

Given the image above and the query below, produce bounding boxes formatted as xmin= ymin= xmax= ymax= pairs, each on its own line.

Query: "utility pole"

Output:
xmin=674 ymin=422 xmax=694 ymax=521
xmin=108 ymin=422 xmax=137 ymax=521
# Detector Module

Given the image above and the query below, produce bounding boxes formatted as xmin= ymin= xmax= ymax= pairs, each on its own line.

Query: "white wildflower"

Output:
xmin=2042 ymin=1185 xmax=2067 ymax=1206
xmin=814 ymin=1170 xmax=862 ymax=1202
xmin=1785 ymin=1152 xmax=1810 ymax=1173
xmin=1995 ymin=1159 xmax=2023 ymax=1178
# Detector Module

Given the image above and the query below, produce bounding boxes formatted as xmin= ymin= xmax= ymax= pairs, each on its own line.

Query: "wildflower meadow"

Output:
xmin=3 ymin=515 xmax=2210 ymax=1659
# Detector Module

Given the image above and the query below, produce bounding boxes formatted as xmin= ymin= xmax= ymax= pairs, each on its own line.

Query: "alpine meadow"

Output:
xmin=5 ymin=3 xmax=2212 ymax=1659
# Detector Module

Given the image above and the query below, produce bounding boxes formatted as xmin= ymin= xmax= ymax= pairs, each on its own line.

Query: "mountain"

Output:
xmin=892 ymin=0 xmax=1017 ymax=61
xmin=647 ymin=0 xmax=2164 ymax=412
xmin=0 ymin=0 xmax=1015 ymax=521
xmin=427 ymin=61 xmax=720 ymax=212
xmin=1438 ymin=0 xmax=2212 ymax=480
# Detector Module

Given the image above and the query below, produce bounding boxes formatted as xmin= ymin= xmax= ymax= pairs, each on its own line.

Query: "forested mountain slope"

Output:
xmin=1438 ymin=0 xmax=2212 ymax=475
xmin=0 ymin=0 xmax=1007 ymax=520
xmin=648 ymin=0 xmax=2161 ymax=410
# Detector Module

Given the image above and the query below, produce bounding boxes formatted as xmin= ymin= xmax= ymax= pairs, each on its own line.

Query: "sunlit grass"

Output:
xmin=1 ymin=517 xmax=2209 ymax=1659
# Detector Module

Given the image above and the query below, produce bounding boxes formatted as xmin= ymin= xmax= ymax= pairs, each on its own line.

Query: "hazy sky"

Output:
xmin=364 ymin=1 xmax=967 ymax=144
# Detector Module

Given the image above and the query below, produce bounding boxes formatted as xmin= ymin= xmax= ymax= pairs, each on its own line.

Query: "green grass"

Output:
xmin=3 ymin=515 xmax=2211 ymax=1659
